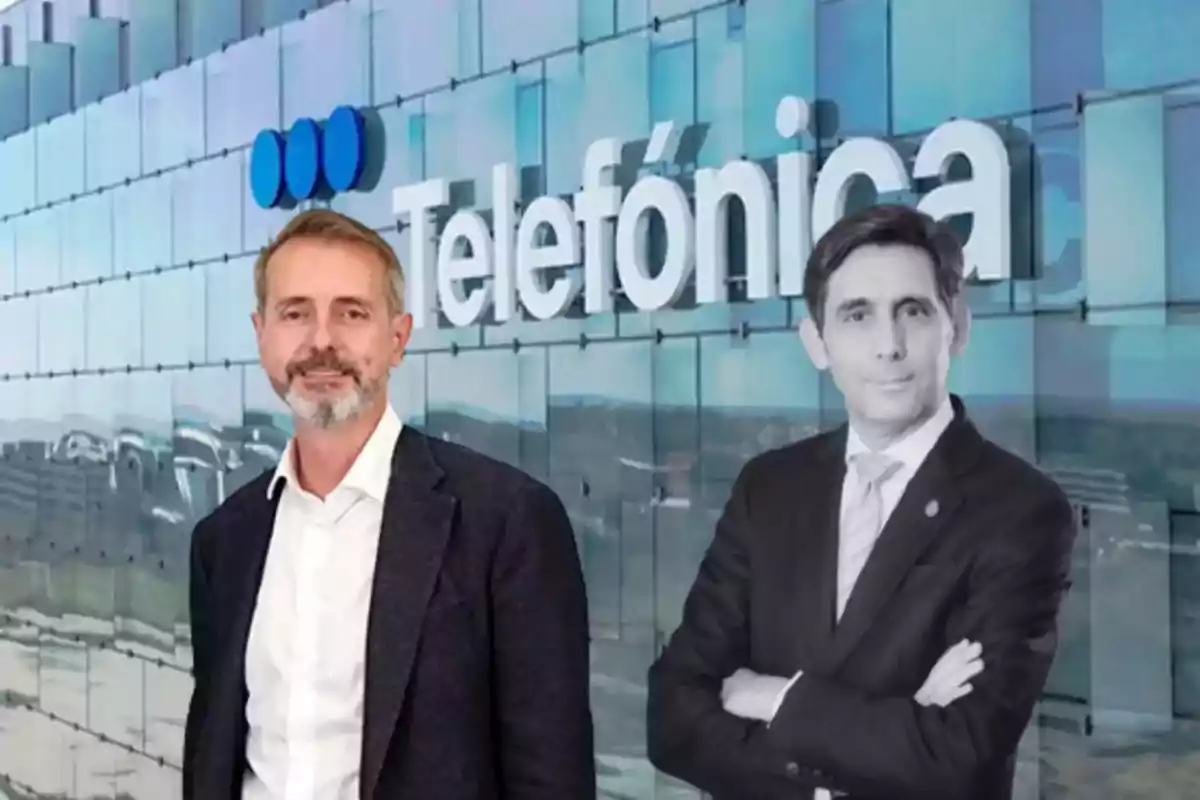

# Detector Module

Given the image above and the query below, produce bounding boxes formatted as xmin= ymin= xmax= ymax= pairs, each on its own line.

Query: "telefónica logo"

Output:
xmin=249 ymin=105 xmax=372 ymax=209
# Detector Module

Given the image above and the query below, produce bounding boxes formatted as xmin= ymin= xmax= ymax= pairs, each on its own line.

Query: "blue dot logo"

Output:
xmin=248 ymin=105 xmax=369 ymax=209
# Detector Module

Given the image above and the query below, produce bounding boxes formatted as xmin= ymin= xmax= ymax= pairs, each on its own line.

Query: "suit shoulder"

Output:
xmin=192 ymin=469 xmax=274 ymax=544
xmin=977 ymin=439 xmax=1072 ymax=518
xmin=738 ymin=428 xmax=839 ymax=485
xmin=425 ymin=435 xmax=551 ymax=506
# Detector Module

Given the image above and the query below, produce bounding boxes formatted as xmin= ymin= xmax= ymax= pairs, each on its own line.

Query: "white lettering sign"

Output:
xmin=392 ymin=96 xmax=1011 ymax=329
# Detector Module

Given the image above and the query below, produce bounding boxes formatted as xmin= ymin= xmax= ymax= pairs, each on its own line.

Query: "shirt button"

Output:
xmin=785 ymin=761 xmax=800 ymax=778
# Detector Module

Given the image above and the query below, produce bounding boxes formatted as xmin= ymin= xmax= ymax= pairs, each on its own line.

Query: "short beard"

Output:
xmin=285 ymin=381 xmax=375 ymax=429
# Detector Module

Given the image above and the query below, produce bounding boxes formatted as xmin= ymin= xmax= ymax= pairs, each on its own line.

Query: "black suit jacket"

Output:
xmin=182 ymin=426 xmax=597 ymax=800
xmin=647 ymin=397 xmax=1076 ymax=800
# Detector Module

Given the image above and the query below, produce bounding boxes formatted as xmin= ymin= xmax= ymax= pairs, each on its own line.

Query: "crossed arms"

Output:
xmin=646 ymin=466 xmax=1076 ymax=799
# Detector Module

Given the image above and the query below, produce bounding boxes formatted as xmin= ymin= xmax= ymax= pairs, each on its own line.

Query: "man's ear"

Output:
xmin=949 ymin=299 xmax=971 ymax=357
xmin=799 ymin=316 xmax=830 ymax=371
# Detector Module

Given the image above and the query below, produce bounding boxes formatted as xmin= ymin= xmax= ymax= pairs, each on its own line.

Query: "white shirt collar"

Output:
xmin=267 ymin=404 xmax=404 ymax=502
xmin=845 ymin=396 xmax=955 ymax=473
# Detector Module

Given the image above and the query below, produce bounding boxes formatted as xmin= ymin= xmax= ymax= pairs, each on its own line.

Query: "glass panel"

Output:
xmin=742 ymin=0 xmax=815 ymax=157
xmin=372 ymin=0 xmax=462 ymax=101
xmin=172 ymin=365 xmax=244 ymax=520
xmin=141 ymin=268 xmax=208 ymax=368
xmin=172 ymin=152 xmax=245 ymax=265
xmin=113 ymin=174 xmax=174 ymax=275
xmin=1082 ymin=93 xmax=1166 ymax=325
xmin=816 ymin=0 xmax=888 ymax=136
xmin=84 ymin=88 xmax=143 ymax=192
xmin=62 ymin=192 xmax=115 ymax=285
xmin=86 ymin=278 xmax=143 ymax=371
xmin=75 ymin=16 xmax=125 ymax=105
xmin=1165 ymin=91 xmax=1200 ymax=304
xmin=205 ymin=254 xmax=258 ymax=363
xmin=1031 ymin=0 xmax=1103 ymax=108
xmin=141 ymin=61 xmax=206 ymax=175
xmin=1100 ymin=0 xmax=1200 ymax=91
xmin=0 ymin=129 xmax=37 ymax=217
xmin=27 ymin=41 xmax=73 ymax=125
xmin=38 ymin=289 xmax=87 ymax=377
xmin=424 ymin=69 xmax=518 ymax=204
xmin=949 ymin=316 xmax=1036 ymax=460
xmin=890 ymin=0 xmax=1031 ymax=135
xmin=34 ymin=110 xmax=85 ymax=206
xmin=480 ymin=0 xmax=577 ymax=72
xmin=695 ymin=3 xmax=745 ymax=167
xmin=579 ymin=0 xmax=615 ymax=41
xmin=189 ymin=0 xmax=242 ymax=60
xmin=0 ymin=220 xmax=13 ymax=296
xmin=280 ymin=0 xmax=370 ymax=123
xmin=13 ymin=207 xmax=61 ymax=292
xmin=204 ymin=27 xmax=282 ymax=156
xmin=129 ymin=0 xmax=180 ymax=84
xmin=389 ymin=352 xmax=427 ymax=428
xmin=0 ymin=296 xmax=37 ymax=378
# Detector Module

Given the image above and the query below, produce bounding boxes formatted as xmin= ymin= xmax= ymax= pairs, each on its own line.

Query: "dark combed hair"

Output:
xmin=802 ymin=204 xmax=965 ymax=329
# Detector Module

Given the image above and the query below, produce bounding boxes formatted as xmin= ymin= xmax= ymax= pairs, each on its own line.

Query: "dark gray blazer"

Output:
xmin=182 ymin=426 xmax=596 ymax=800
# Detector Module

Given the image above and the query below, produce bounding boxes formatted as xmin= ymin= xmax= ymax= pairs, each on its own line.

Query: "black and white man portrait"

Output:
xmin=647 ymin=203 xmax=1076 ymax=800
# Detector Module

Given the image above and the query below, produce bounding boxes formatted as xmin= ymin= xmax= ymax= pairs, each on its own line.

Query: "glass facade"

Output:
xmin=0 ymin=0 xmax=1199 ymax=797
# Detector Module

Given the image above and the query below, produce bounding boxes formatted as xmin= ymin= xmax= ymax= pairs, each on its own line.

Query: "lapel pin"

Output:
xmin=925 ymin=499 xmax=939 ymax=518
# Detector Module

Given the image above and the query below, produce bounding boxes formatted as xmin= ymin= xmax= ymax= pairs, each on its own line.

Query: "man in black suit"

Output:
xmin=182 ymin=209 xmax=595 ymax=800
xmin=647 ymin=204 xmax=1075 ymax=800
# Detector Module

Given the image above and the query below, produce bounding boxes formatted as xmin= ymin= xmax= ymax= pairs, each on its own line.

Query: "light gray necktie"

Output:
xmin=836 ymin=451 xmax=903 ymax=621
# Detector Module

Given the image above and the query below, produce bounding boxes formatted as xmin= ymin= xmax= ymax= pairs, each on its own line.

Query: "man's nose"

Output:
xmin=874 ymin=319 xmax=906 ymax=361
xmin=307 ymin=316 xmax=335 ymax=350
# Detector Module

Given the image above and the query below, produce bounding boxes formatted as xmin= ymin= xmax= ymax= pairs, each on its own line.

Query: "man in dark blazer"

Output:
xmin=647 ymin=204 xmax=1076 ymax=800
xmin=183 ymin=209 xmax=595 ymax=800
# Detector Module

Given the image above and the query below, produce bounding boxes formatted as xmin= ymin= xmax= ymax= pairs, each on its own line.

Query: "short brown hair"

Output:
xmin=803 ymin=204 xmax=964 ymax=330
xmin=254 ymin=208 xmax=405 ymax=313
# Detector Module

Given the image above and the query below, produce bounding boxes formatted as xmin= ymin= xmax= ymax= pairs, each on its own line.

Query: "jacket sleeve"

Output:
xmin=766 ymin=490 xmax=1077 ymax=799
xmin=492 ymin=482 xmax=597 ymax=799
xmin=182 ymin=520 xmax=213 ymax=800
xmin=646 ymin=463 xmax=816 ymax=797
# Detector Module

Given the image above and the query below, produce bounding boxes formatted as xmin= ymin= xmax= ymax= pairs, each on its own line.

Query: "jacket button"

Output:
xmin=785 ymin=761 xmax=800 ymax=778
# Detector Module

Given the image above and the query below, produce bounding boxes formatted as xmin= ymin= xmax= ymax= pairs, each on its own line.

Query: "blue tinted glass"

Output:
xmin=75 ymin=17 xmax=125 ymax=106
xmin=141 ymin=62 xmax=205 ymax=174
xmin=86 ymin=280 xmax=143 ymax=371
xmin=580 ymin=0 xmax=615 ymax=40
xmin=280 ymin=0 xmax=369 ymax=123
xmin=424 ymin=71 xmax=518 ymax=199
xmin=426 ymin=349 xmax=522 ymax=464
xmin=0 ymin=2 xmax=29 ymax=65
xmin=0 ymin=64 xmax=30 ymax=139
xmin=141 ymin=268 xmax=207 ymax=368
xmin=481 ymin=0 xmax=578 ymax=72
xmin=129 ymin=0 xmax=179 ymax=83
xmin=743 ymin=0 xmax=815 ymax=157
xmin=27 ymin=42 xmax=73 ymax=125
xmin=84 ymin=89 xmax=142 ymax=192
xmin=0 ymin=130 xmax=35 ymax=217
xmin=1032 ymin=0 xmax=1102 ymax=107
xmin=695 ymin=4 xmax=745 ymax=166
xmin=38 ymin=290 xmax=87 ymax=376
xmin=189 ymin=0 xmax=242 ymax=60
xmin=389 ymin=353 xmax=428 ymax=427
xmin=113 ymin=175 xmax=173 ymax=274
xmin=542 ymin=50 xmax=584 ymax=196
xmin=949 ymin=317 xmax=1036 ymax=459
xmin=1100 ymin=0 xmax=1200 ymax=90
xmin=13 ymin=208 xmax=61 ymax=292
xmin=516 ymin=79 xmax=544 ymax=170
xmin=0 ymin=296 xmax=37 ymax=376
xmin=262 ymin=0 xmax=318 ymax=29
xmin=0 ymin=221 xmax=13 ymax=296
xmin=891 ymin=0 xmax=1031 ymax=134
xmin=62 ymin=193 xmax=115 ymax=285
xmin=205 ymin=28 xmax=282 ymax=156
xmin=205 ymin=255 xmax=257 ymax=363
xmin=35 ymin=110 xmax=85 ymax=206
xmin=373 ymin=0 xmax=460 ymax=100
xmin=1082 ymin=94 xmax=1166 ymax=325
xmin=650 ymin=37 xmax=695 ymax=126
xmin=1166 ymin=94 xmax=1200 ymax=303
xmin=817 ymin=0 xmax=888 ymax=136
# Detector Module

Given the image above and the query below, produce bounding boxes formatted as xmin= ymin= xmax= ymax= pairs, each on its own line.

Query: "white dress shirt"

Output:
xmin=242 ymin=405 xmax=403 ymax=800
xmin=773 ymin=397 xmax=954 ymax=798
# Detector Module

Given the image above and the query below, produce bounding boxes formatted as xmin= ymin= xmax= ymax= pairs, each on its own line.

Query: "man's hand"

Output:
xmin=720 ymin=668 xmax=792 ymax=722
xmin=915 ymin=639 xmax=983 ymax=708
